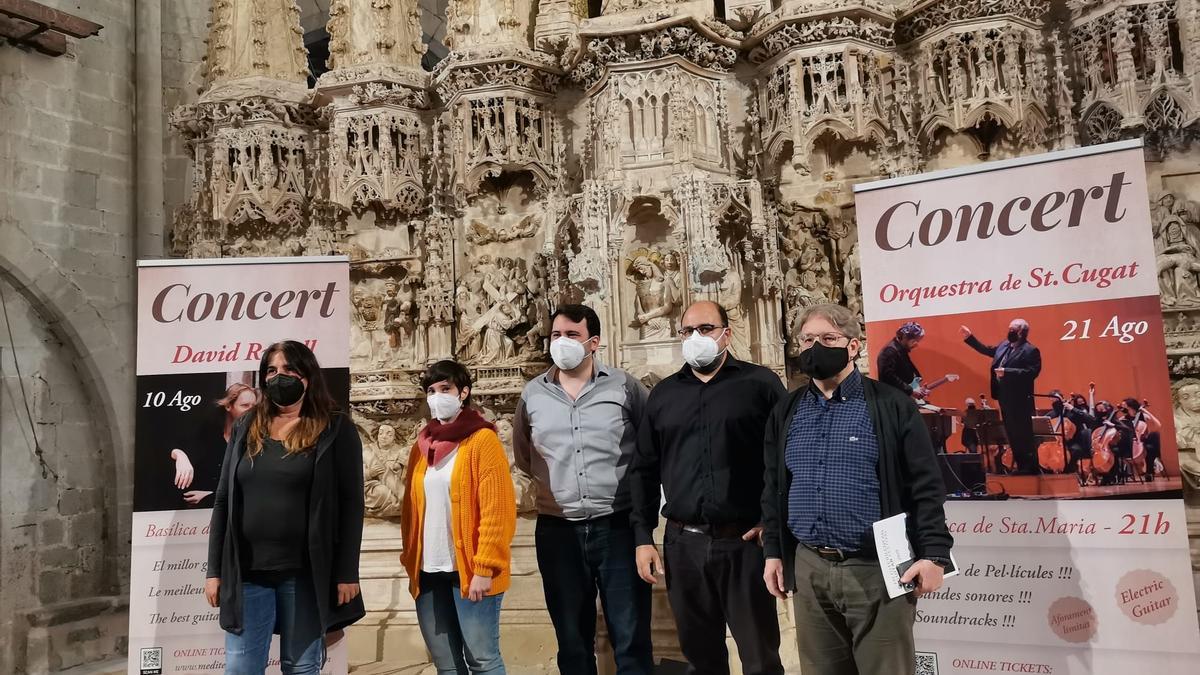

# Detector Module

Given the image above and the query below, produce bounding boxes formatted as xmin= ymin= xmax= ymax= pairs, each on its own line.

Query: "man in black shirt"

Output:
xmin=631 ymin=300 xmax=786 ymax=675
xmin=876 ymin=321 xmax=926 ymax=399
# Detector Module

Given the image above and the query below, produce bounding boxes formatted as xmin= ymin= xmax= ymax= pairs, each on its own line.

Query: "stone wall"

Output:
xmin=0 ymin=0 xmax=162 ymax=671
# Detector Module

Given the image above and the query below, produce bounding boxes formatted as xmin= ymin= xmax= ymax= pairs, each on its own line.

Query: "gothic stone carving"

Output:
xmin=330 ymin=102 xmax=429 ymax=217
xmin=204 ymin=0 xmax=310 ymax=91
xmin=1071 ymin=1 xmax=1199 ymax=148
xmin=328 ymin=0 xmax=425 ymax=71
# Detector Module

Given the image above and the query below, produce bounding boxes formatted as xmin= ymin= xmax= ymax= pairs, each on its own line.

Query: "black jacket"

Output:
xmin=964 ymin=335 xmax=1041 ymax=402
xmin=761 ymin=374 xmax=952 ymax=591
xmin=207 ymin=413 xmax=366 ymax=638
xmin=876 ymin=339 xmax=921 ymax=395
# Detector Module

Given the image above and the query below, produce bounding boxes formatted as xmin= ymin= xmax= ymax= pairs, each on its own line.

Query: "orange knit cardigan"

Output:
xmin=400 ymin=427 xmax=516 ymax=599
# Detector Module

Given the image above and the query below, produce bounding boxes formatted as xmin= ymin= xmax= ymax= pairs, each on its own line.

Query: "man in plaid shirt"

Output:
xmin=761 ymin=303 xmax=953 ymax=675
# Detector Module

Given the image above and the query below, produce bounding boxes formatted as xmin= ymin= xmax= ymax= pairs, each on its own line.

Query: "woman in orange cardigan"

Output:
xmin=402 ymin=360 xmax=516 ymax=674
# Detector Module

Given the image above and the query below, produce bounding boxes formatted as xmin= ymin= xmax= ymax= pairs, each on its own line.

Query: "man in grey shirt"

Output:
xmin=514 ymin=304 xmax=653 ymax=675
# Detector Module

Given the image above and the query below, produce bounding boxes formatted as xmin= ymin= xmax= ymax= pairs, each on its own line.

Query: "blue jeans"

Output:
xmin=225 ymin=573 xmax=325 ymax=674
xmin=535 ymin=512 xmax=653 ymax=675
xmin=415 ymin=572 xmax=506 ymax=674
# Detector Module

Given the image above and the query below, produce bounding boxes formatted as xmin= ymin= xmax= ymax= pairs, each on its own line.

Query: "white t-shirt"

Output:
xmin=421 ymin=447 xmax=458 ymax=573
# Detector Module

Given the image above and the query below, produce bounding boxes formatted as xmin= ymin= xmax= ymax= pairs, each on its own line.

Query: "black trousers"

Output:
xmin=535 ymin=512 xmax=653 ymax=675
xmin=662 ymin=523 xmax=783 ymax=675
xmin=1000 ymin=395 xmax=1037 ymax=472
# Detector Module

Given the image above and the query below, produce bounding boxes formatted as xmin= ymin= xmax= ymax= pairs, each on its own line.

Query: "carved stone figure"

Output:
xmin=455 ymin=255 xmax=545 ymax=365
xmin=382 ymin=277 xmax=419 ymax=365
xmin=353 ymin=286 xmax=385 ymax=365
xmin=701 ymin=246 xmax=750 ymax=358
xmin=466 ymin=214 xmax=540 ymax=245
xmin=523 ymin=264 xmax=552 ymax=356
xmin=1173 ymin=378 xmax=1200 ymax=450
xmin=1154 ymin=194 xmax=1200 ymax=308
xmin=843 ymin=241 xmax=863 ymax=319
xmin=363 ymin=423 xmax=407 ymax=517
xmin=494 ymin=417 xmax=537 ymax=514
xmin=626 ymin=249 xmax=680 ymax=341
xmin=457 ymin=275 xmax=488 ymax=361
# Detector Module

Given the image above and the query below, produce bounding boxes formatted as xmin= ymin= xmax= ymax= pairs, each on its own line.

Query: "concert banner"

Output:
xmin=130 ymin=257 xmax=351 ymax=675
xmin=853 ymin=140 xmax=1200 ymax=674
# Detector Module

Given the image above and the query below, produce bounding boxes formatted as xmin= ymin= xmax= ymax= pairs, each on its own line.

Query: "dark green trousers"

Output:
xmin=791 ymin=546 xmax=918 ymax=675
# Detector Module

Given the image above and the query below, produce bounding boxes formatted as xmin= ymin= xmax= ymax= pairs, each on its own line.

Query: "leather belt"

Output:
xmin=803 ymin=544 xmax=870 ymax=562
xmin=668 ymin=520 xmax=752 ymax=540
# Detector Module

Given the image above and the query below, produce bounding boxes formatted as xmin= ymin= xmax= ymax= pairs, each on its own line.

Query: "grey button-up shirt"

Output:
xmin=513 ymin=362 xmax=649 ymax=520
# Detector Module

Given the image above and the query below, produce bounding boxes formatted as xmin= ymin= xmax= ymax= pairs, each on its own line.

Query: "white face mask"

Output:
xmin=550 ymin=336 xmax=591 ymax=371
xmin=427 ymin=392 xmax=463 ymax=422
xmin=682 ymin=329 xmax=727 ymax=370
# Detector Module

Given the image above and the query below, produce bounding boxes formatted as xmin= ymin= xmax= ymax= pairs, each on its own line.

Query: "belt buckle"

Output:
xmin=682 ymin=525 xmax=706 ymax=535
xmin=817 ymin=546 xmax=846 ymax=561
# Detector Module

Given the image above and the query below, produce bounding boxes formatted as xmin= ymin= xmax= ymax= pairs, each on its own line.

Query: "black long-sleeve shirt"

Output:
xmin=236 ymin=438 xmax=315 ymax=571
xmin=630 ymin=357 xmax=787 ymax=546
xmin=876 ymin=338 xmax=921 ymax=395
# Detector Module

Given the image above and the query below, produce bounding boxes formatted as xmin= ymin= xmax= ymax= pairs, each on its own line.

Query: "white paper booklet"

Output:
xmin=872 ymin=512 xmax=960 ymax=599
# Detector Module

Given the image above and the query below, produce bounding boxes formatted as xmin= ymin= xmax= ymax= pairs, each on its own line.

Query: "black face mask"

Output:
xmin=1007 ymin=329 xmax=1021 ymax=342
xmin=798 ymin=342 xmax=851 ymax=381
xmin=266 ymin=373 xmax=306 ymax=406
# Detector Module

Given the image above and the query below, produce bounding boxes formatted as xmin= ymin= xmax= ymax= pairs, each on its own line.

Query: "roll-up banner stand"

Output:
xmin=854 ymin=140 xmax=1200 ymax=674
xmin=130 ymin=256 xmax=350 ymax=674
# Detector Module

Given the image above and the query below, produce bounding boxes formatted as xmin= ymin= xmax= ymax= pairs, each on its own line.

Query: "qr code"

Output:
xmin=139 ymin=647 xmax=163 ymax=674
xmin=915 ymin=651 xmax=939 ymax=675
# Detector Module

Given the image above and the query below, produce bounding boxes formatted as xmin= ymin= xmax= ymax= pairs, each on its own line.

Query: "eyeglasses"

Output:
xmin=798 ymin=332 xmax=850 ymax=348
xmin=678 ymin=324 xmax=727 ymax=339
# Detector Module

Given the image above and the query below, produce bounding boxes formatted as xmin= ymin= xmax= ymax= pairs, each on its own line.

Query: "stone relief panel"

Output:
xmin=359 ymin=419 xmax=416 ymax=518
xmin=1155 ymin=165 xmax=1200 ymax=378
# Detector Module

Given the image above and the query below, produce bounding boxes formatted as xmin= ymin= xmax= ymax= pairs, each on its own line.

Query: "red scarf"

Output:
xmin=417 ymin=407 xmax=495 ymax=466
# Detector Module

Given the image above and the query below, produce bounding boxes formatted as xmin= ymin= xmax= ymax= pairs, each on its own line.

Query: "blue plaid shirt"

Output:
xmin=784 ymin=369 xmax=881 ymax=551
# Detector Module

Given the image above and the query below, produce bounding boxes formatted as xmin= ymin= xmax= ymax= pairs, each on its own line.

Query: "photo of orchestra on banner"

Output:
xmin=868 ymin=296 xmax=1182 ymax=500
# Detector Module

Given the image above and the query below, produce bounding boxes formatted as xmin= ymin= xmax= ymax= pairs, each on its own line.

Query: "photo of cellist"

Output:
xmin=1046 ymin=390 xmax=1096 ymax=482
xmin=1118 ymin=398 xmax=1163 ymax=482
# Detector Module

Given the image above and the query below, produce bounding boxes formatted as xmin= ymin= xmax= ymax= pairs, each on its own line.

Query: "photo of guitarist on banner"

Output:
xmin=868 ymin=299 xmax=1181 ymax=500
